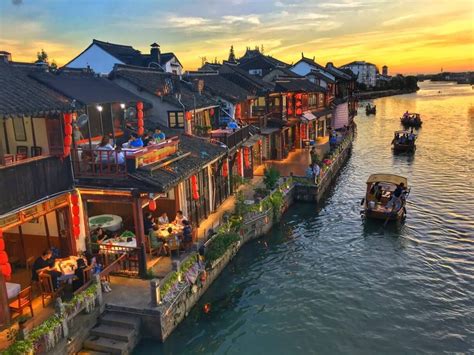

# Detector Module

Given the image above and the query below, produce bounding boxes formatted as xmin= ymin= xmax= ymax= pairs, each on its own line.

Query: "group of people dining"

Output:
xmin=84 ymin=128 xmax=167 ymax=166
xmin=31 ymin=248 xmax=105 ymax=293
xmin=144 ymin=210 xmax=194 ymax=256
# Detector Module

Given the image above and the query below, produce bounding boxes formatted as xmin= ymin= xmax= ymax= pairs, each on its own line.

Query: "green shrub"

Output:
xmin=205 ymin=232 xmax=240 ymax=265
xmin=263 ymin=167 xmax=280 ymax=190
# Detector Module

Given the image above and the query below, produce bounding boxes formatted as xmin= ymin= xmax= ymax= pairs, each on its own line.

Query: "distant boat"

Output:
xmin=401 ymin=113 xmax=422 ymax=128
xmin=392 ymin=130 xmax=416 ymax=153
xmin=366 ymin=104 xmax=376 ymax=115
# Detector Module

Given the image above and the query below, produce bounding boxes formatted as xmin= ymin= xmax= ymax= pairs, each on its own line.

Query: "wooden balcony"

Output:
xmin=71 ymin=137 xmax=180 ymax=178
xmin=210 ymin=125 xmax=251 ymax=149
xmin=0 ymin=156 xmax=73 ymax=215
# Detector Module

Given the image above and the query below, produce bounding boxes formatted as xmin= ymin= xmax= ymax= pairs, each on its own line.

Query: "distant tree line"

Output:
xmin=357 ymin=75 xmax=419 ymax=92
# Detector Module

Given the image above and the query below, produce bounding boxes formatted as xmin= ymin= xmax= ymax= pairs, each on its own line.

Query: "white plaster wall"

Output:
xmin=3 ymin=117 xmax=50 ymax=156
xmin=291 ymin=62 xmax=313 ymax=76
xmin=164 ymin=57 xmax=183 ymax=75
xmin=9 ymin=211 xmax=59 ymax=236
xmin=67 ymin=44 xmax=124 ymax=74
xmin=332 ymin=103 xmax=349 ymax=129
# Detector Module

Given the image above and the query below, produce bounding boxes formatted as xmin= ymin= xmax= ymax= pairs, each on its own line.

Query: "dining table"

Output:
xmin=156 ymin=223 xmax=183 ymax=239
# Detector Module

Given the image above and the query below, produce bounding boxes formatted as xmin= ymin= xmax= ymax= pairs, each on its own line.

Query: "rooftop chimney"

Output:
xmin=0 ymin=51 xmax=12 ymax=63
xmin=150 ymin=42 xmax=161 ymax=66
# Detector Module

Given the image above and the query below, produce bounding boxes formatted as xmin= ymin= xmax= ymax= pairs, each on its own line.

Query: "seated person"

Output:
xmin=182 ymin=220 xmax=193 ymax=251
xmin=90 ymin=227 xmax=109 ymax=254
xmin=96 ymin=135 xmax=114 ymax=163
xmin=72 ymin=258 xmax=88 ymax=291
xmin=32 ymin=249 xmax=61 ymax=290
xmin=142 ymin=132 xmax=152 ymax=147
xmin=305 ymin=165 xmax=314 ymax=179
xmin=173 ymin=210 xmax=188 ymax=226
xmin=113 ymin=146 xmax=126 ymax=165
xmin=227 ymin=121 xmax=239 ymax=130
xmin=144 ymin=212 xmax=155 ymax=234
xmin=153 ymin=129 xmax=166 ymax=142
xmin=158 ymin=212 xmax=169 ymax=225
xmin=150 ymin=225 xmax=170 ymax=256
xmin=123 ymin=133 xmax=144 ymax=148
xmin=386 ymin=183 xmax=406 ymax=210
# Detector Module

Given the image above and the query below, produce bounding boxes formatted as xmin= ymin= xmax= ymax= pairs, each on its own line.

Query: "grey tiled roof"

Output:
xmin=0 ymin=61 xmax=72 ymax=118
xmin=111 ymin=65 xmax=218 ymax=110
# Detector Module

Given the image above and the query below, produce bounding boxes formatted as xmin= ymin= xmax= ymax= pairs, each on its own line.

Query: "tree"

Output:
xmin=228 ymin=45 xmax=236 ymax=63
xmin=36 ymin=49 xmax=48 ymax=63
xmin=50 ymin=60 xmax=58 ymax=71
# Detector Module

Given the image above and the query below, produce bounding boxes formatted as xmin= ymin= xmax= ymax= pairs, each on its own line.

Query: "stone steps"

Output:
xmin=100 ymin=312 xmax=141 ymax=330
xmin=90 ymin=324 xmax=135 ymax=343
xmin=83 ymin=336 xmax=129 ymax=355
xmin=77 ymin=350 xmax=111 ymax=355
xmin=81 ymin=311 xmax=142 ymax=355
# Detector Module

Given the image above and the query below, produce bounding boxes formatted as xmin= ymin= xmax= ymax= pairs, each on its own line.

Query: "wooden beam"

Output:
xmin=43 ymin=214 xmax=51 ymax=249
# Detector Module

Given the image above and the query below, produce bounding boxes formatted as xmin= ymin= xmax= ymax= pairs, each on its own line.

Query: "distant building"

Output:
xmin=65 ymin=39 xmax=183 ymax=75
xmin=340 ymin=61 xmax=377 ymax=88
xmin=382 ymin=65 xmax=388 ymax=76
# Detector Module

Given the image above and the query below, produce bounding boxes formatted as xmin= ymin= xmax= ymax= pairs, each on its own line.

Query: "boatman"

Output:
xmin=386 ymin=183 xmax=405 ymax=211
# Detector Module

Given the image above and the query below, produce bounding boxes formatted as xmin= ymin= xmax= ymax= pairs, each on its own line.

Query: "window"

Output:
xmin=12 ymin=117 xmax=27 ymax=141
xmin=318 ymin=93 xmax=325 ymax=108
xmin=168 ymin=111 xmax=184 ymax=128
xmin=309 ymin=94 xmax=317 ymax=107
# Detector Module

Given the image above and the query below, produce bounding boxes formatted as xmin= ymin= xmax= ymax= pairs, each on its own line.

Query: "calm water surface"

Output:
xmin=136 ymin=82 xmax=474 ymax=354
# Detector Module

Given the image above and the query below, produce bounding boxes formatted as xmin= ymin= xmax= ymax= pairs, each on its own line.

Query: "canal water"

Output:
xmin=135 ymin=81 xmax=474 ymax=354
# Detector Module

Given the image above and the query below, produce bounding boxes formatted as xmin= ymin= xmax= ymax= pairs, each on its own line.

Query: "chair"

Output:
xmin=31 ymin=146 xmax=42 ymax=157
xmin=38 ymin=272 xmax=62 ymax=308
xmin=26 ymin=256 xmax=35 ymax=273
xmin=168 ymin=237 xmax=180 ymax=257
xmin=146 ymin=233 xmax=159 ymax=257
xmin=16 ymin=146 xmax=28 ymax=156
xmin=9 ymin=286 xmax=34 ymax=318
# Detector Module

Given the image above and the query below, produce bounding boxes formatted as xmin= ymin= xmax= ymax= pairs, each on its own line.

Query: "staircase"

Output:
xmin=78 ymin=312 xmax=141 ymax=355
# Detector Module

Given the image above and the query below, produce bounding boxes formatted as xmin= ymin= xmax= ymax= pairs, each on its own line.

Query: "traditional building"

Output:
xmin=340 ymin=61 xmax=378 ymax=88
xmin=65 ymin=39 xmax=183 ymax=75
xmin=0 ymin=59 xmax=81 ymax=326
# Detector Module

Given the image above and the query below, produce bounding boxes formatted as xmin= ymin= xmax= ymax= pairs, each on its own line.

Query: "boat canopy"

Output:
xmin=366 ymin=174 xmax=408 ymax=187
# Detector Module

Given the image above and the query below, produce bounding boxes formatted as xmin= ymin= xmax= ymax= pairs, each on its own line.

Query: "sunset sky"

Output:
xmin=1 ymin=0 xmax=473 ymax=74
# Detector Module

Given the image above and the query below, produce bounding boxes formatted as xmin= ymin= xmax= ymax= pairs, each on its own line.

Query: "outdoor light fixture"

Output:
xmin=120 ymin=103 xmax=126 ymax=109
xmin=96 ymin=105 xmax=103 ymax=112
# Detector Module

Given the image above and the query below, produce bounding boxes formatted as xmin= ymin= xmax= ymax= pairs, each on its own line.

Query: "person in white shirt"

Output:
xmin=173 ymin=210 xmax=187 ymax=226
xmin=114 ymin=146 xmax=125 ymax=165
xmin=158 ymin=212 xmax=169 ymax=225
xmin=96 ymin=135 xmax=114 ymax=163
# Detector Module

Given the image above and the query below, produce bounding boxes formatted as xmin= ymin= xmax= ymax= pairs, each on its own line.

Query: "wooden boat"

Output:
xmin=392 ymin=130 xmax=416 ymax=153
xmin=360 ymin=174 xmax=409 ymax=222
xmin=366 ymin=104 xmax=376 ymax=115
xmin=400 ymin=113 xmax=422 ymax=127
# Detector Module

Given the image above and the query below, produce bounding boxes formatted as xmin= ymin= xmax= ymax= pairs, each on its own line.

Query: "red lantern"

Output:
xmin=193 ymin=191 xmax=200 ymax=200
xmin=137 ymin=118 xmax=144 ymax=128
xmin=296 ymin=108 xmax=302 ymax=115
xmin=63 ymin=113 xmax=73 ymax=125
xmin=210 ymin=108 xmax=215 ymax=116
xmin=71 ymin=194 xmax=79 ymax=205
xmin=137 ymin=110 xmax=144 ymax=120
xmin=222 ymin=161 xmax=228 ymax=177
xmin=191 ymin=175 xmax=199 ymax=200
xmin=295 ymin=93 xmax=302 ymax=100
xmin=72 ymin=205 xmax=80 ymax=216
xmin=186 ymin=112 xmax=193 ymax=121
xmin=236 ymin=150 xmax=242 ymax=176
xmin=235 ymin=104 xmax=241 ymax=119
xmin=73 ymin=215 xmax=80 ymax=226
xmin=137 ymin=127 xmax=145 ymax=136
xmin=63 ymin=146 xmax=71 ymax=157
xmin=64 ymin=123 xmax=73 ymax=135
xmin=1 ymin=263 xmax=11 ymax=279
xmin=286 ymin=93 xmax=292 ymax=99
xmin=73 ymin=226 xmax=80 ymax=237
xmin=287 ymin=108 xmax=293 ymax=116
xmin=244 ymin=147 xmax=250 ymax=169
xmin=0 ymin=239 xmax=4 ymax=252
xmin=64 ymin=135 xmax=72 ymax=147
xmin=136 ymin=101 xmax=144 ymax=111
xmin=0 ymin=251 xmax=8 ymax=265
xmin=295 ymin=101 xmax=302 ymax=107
xmin=149 ymin=199 xmax=156 ymax=211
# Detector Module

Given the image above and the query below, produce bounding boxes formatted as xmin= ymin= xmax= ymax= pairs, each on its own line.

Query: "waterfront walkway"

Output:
xmin=254 ymin=149 xmax=310 ymax=177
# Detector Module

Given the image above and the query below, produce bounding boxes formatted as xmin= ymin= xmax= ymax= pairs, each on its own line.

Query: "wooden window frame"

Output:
xmin=12 ymin=117 xmax=27 ymax=141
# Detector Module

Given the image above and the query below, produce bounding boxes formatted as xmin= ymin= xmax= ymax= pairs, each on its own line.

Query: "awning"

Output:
xmin=302 ymin=111 xmax=317 ymax=121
